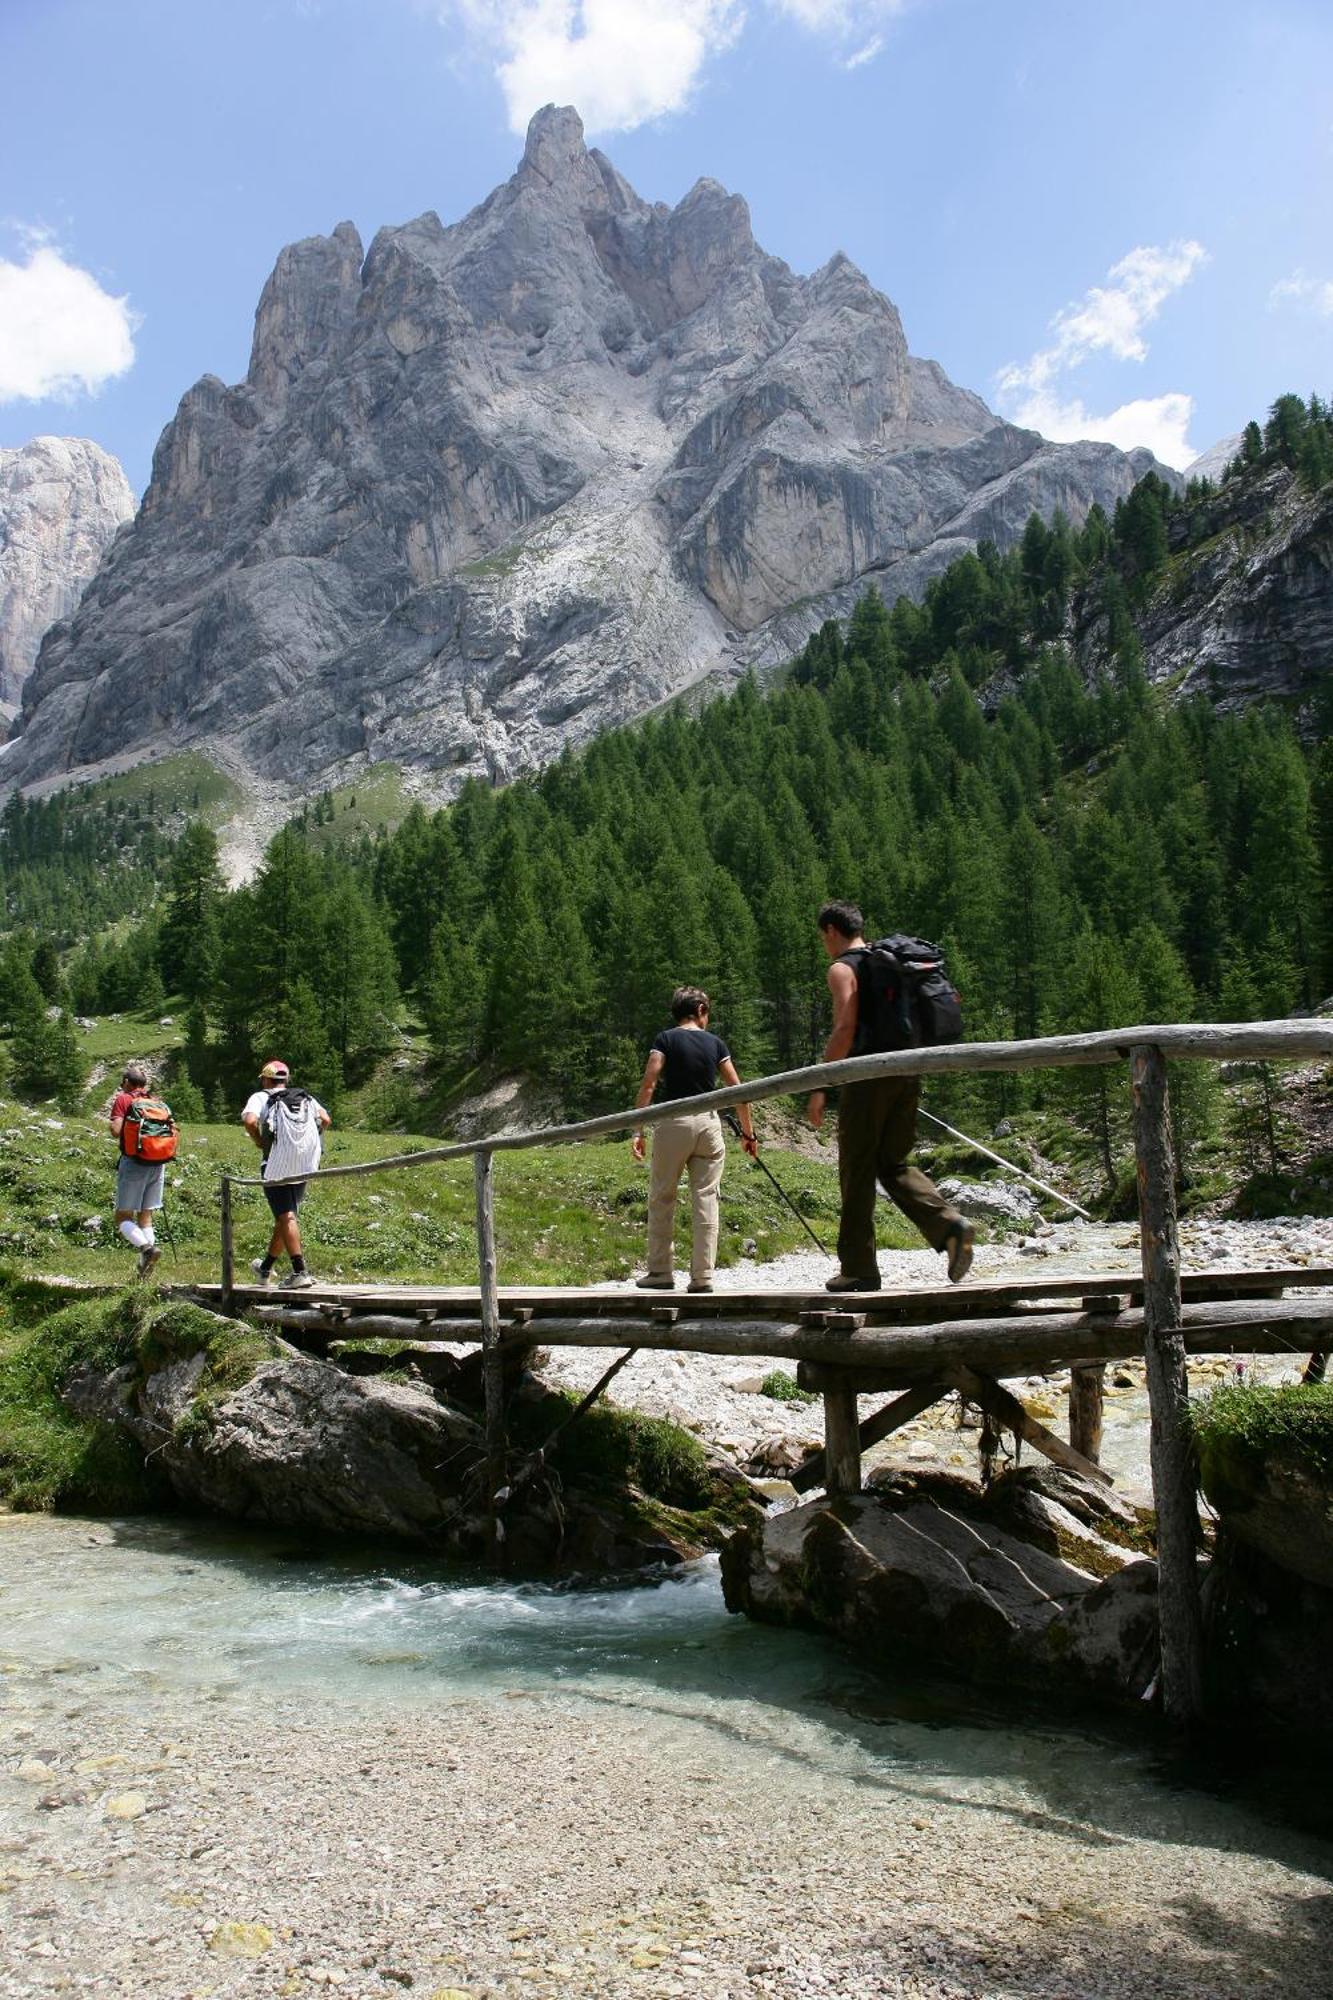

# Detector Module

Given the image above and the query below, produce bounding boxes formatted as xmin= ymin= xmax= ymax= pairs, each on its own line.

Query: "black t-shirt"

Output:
xmin=651 ymin=1027 xmax=731 ymax=1102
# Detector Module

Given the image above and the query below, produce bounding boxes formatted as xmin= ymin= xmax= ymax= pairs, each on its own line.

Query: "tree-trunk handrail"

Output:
xmin=230 ymin=1019 xmax=1332 ymax=1189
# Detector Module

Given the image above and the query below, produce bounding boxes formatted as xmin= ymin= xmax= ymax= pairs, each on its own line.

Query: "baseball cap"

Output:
xmin=259 ymin=1060 xmax=290 ymax=1083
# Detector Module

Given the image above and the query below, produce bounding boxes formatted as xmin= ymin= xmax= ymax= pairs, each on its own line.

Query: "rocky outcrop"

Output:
xmin=0 ymin=437 xmax=134 ymax=724
xmin=61 ymin=1309 xmax=763 ymax=1572
xmin=1080 ymin=464 xmax=1333 ymax=714
xmin=721 ymin=1465 xmax=1159 ymax=1705
xmin=5 ymin=106 xmax=1159 ymax=800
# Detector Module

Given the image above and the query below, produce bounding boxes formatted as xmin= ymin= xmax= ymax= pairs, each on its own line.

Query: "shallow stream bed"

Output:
xmin=3 ymin=1510 xmax=1332 ymax=1999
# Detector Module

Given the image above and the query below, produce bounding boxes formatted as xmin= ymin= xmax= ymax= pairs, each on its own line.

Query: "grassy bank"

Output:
xmin=0 ymin=1093 xmax=890 ymax=1289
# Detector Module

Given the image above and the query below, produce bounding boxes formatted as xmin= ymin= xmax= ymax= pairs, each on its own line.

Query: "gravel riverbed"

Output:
xmin=3 ymin=1510 xmax=1332 ymax=2000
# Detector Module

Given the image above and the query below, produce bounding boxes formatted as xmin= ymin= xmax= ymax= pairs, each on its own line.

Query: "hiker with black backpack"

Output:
xmin=809 ymin=901 xmax=974 ymax=1293
xmin=108 ymin=1062 xmax=178 ymax=1279
xmin=241 ymin=1059 xmax=331 ymax=1290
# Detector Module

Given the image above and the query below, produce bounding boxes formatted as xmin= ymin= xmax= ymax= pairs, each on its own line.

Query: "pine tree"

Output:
xmin=1058 ymin=931 xmax=1142 ymax=1188
xmin=158 ymin=821 xmax=225 ymax=1002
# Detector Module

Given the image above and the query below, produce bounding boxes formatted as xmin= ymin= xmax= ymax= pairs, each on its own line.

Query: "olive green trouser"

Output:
xmin=647 ymin=1108 xmax=726 ymax=1284
xmin=836 ymin=1077 xmax=962 ymax=1276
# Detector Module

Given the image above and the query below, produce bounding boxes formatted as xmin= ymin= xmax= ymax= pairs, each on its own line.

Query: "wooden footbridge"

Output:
xmin=206 ymin=1019 xmax=1333 ymax=1725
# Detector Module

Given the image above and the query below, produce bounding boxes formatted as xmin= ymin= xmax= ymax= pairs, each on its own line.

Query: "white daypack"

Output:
xmin=261 ymin=1086 xmax=323 ymax=1182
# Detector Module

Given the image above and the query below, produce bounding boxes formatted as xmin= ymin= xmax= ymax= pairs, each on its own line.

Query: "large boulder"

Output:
xmin=55 ymin=1291 xmax=763 ymax=1569
xmin=721 ymin=1465 xmax=1158 ymax=1705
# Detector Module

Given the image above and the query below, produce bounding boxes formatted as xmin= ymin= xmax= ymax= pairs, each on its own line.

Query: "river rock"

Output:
xmin=720 ymin=1465 xmax=1158 ymax=1704
xmin=937 ymin=1177 xmax=1038 ymax=1223
xmin=1198 ymin=1443 xmax=1333 ymax=1591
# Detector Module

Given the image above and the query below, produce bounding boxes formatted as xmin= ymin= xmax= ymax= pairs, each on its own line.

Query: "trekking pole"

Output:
xmin=157 ymin=1201 xmax=180 ymax=1264
xmin=722 ymin=1111 xmax=831 ymax=1257
xmin=917 ymin=1107 xmax=1092 ymax=1221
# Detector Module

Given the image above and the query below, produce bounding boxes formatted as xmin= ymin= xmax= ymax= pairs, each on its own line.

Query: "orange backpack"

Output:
xmin=120 ymin=1095 xmax=178 ymax=1163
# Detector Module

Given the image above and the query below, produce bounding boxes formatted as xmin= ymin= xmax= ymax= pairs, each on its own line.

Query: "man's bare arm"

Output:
xmin=809 ymin=960 xmax=859 ymax=1129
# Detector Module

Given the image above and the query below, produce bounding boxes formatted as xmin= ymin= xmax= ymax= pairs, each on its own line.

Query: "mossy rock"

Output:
xmin=0 ymin=1276 xmax=279 ymax=1513
xmin=1192 ymin=1382 xmax=1333 ymax=1589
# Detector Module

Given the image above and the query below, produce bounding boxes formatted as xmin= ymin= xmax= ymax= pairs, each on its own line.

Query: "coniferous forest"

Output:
xmin=1 ymin=396 xmax=1331 ymax=1191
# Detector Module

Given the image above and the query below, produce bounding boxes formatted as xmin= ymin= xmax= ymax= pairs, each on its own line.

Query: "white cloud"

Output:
xmin=842 ymin=34 xmax=884 ymax=69
xmin=996 ymin=241 xmax=1206 ymax=469
xmin=0 ymin=243 xmax=137 ymax=404
xmin=444 ymin=0 xmax=913 ymax=132
xmin=1005 ymin=387 xmax=1198 ymax=472
xmin=1270 ymin=268 xmax=1333 ymax=317
xmin=451 ymin=1 xmax=743 ymax=134
xmin=997 ymin=240 xmax=1207 ymax=400
xmin=770 ymin=0 xmax=903 ymax=28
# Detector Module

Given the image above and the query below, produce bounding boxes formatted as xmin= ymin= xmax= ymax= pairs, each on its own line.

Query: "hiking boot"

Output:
xmin=136 ymin=1245 xmax=162 ymax=1281
xmin=944 ymin=1221 xmax=976 ymax=1285
xmin=687 ymin=1280 xmax=714 ymax=1294
xmin=634 ymin=1272 xmax=675 ymax=1290
xmin=279 ymin=1270 xmax=316 ymax=1291
xmin=250 ymin=1259 xmax=276 ymax=1289
xmin=825 ymin=1270 xmax=881 ymax=1293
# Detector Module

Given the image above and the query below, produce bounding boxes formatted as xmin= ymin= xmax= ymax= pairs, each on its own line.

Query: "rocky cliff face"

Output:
xmin=0 ymin=437 xmax=134 ymax=726
xmin=1144 ymin=468 xmax=1333 ymax=710
xmin=5 ymin=107 xmax=1160 ymax=798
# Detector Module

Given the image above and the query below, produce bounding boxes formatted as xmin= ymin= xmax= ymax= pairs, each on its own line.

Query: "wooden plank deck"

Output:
xmin=188 ymin=1262 xmax=1333 ymax=1323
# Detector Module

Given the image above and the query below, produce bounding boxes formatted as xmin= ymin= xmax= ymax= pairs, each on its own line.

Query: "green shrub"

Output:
xmin=1191 ymin=1380 xmax=1333 ymax=1505
xmin=760 ymin=1369 xmax=814 ymax=1404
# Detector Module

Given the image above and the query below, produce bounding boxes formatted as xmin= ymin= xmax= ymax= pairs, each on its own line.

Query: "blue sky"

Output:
xmin=2 ymin=0 xmax=1330 ymax=492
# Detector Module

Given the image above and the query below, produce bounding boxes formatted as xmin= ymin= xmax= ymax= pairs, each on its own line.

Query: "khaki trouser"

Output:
xmin=647 ymin=1108 xmax=727 ymax=1284
xmin=836 ymin=1077 xmax=962 ymax=1277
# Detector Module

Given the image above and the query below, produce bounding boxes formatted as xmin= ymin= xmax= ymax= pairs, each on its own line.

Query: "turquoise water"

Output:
xmin=2 ymin=1513 xmax=1330 ymax=1852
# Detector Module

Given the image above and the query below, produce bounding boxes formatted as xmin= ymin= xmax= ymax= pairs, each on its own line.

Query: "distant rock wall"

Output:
xmin=4 ymin=106 xmax=1159 ymax=800
xmin=0 ymin=437 xmax=134 ymax=724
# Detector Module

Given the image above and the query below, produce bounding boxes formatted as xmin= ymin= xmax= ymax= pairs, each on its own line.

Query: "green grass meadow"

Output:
xmin=0 ymin=1096 xmax=888 ymax=1290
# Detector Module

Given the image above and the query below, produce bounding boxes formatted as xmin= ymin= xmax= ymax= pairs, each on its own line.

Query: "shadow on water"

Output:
xmin=5 ymin=1511 xmax=1333 ymax=1872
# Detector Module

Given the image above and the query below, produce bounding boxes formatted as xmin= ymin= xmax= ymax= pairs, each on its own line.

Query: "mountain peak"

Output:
xmin=521 ymin=103 xmax=588 ymax=184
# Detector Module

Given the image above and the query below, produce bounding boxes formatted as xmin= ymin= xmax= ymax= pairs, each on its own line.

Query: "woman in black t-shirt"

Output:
xmin=630 ymin=986 xmax=757 ymax=1293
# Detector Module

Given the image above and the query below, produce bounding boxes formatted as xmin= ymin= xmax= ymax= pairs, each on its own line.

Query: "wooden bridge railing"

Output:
xmin=219 ymin=1018 xmax=1333 ymax=1725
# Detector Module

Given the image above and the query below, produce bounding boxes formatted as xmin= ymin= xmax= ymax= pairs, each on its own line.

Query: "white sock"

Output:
xmin=141 ymin=1228 xmax=156 ymax=1248
xmin=119 ymin=1220 xmax=147 ymax=1249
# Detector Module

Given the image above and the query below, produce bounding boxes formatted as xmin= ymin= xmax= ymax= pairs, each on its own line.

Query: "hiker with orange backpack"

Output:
xmin=108 ymin=1062 xmax=178 ymax=1279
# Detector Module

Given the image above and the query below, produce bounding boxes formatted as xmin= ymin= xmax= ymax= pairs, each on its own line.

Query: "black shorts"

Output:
xmin=264 ymin=1180 xmax=305 ymax=1218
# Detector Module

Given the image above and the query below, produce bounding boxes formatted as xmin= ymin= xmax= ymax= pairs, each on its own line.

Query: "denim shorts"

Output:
xmin=264 ymin=1179 xmax=305 ymax=1218
xmin=116 ymin=1156 xmax=165 ymax=1213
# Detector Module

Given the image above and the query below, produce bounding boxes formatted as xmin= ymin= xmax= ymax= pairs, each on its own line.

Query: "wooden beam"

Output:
xmin=821 ymin=1374 xmax=862 ymax=1494
xmin=473 ymin=1150 xmax=506 ymax=1518
xmin=791 ymin=1379 xmax=949 ymax=1493
xmin=1131 ymin=1043 xmax=1203 ymax=1725
xmin=948 ymin=1363 xmax=1112 ymax=1486
xmin=240 ymin=1295 xmax=1333 ymax=1374
xmin=1069 ymin=1362 xmax=1106 ymax=1465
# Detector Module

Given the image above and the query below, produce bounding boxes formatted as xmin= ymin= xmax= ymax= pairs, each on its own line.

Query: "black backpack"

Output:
xmin=845 ymin=935 xmax=964 ymax=1053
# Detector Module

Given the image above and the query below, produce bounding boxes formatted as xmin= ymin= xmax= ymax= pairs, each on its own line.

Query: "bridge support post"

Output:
xmin=220 ymin=1176 xmax=235 ymax=1311
xmin=1068 ymin=1363 xmax=1105 ymax=1465
xmin=1130 ymin=1043 xmax=1204 ymax=1725
xmin=821 ymin=1373 xmax=862 ymax=1495
xmin=473 ymin=1149 xmax=507 ymax=1520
